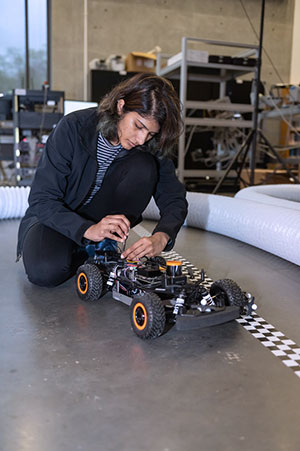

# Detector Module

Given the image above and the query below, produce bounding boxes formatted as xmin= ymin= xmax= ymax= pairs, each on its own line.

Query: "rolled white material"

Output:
xmin=236 ymin=184 xmax=300 ymax=210
xmin=143 ymin=187 xmax=300 ymax=266
xmin=0 ymin=186 xmax=30 ymax=219
xmin=186 ymin=191 xmax=300 ymax=266
xmin=1 ymin=183 xmax=300 ymax=266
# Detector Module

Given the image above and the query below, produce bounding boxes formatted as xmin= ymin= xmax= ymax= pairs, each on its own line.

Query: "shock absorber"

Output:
xmin=195 ymin=283 xmax=214 ymax=306
xmin=173 ymin=293 xmax=185 ymax=315
xmin=107 ymin=265 xmax=118 ymax=287
xmin=201 ymin=290 xmax=215 ymax=306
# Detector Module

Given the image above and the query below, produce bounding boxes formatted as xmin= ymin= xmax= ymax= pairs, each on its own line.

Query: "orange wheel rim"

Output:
xmin=78 ymin=272 xmax=88 ymax=294
xmin=133 ymin=302 xmax=147 ymax=330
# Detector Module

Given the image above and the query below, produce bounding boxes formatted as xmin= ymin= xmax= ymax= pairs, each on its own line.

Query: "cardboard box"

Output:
xmin=126 ymin=52 xmax=156 ymax=73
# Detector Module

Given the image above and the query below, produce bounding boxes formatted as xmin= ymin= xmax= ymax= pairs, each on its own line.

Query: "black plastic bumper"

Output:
xmin=175 ymin=306 xmax=240 ymax=330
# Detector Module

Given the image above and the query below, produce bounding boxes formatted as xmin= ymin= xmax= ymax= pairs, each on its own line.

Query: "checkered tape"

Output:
xmin=237 ymin=314 xmax=300 ymax=379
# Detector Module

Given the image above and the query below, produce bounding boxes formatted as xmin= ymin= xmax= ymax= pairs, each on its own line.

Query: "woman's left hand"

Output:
xmin=121 ymin=232 xmax=169 ymax=260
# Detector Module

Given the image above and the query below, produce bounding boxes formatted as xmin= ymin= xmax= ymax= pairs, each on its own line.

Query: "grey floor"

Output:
xmin=1 ymin=219 xmax=300 ymax=451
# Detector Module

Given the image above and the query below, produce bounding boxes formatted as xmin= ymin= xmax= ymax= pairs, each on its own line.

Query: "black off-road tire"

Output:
xmin=130 ymin=292 xmax=166 ymax=339
xmin=76 ymin=263 xmax=104 ymax=302
xmin=210 ymin=278 xmax=246 ymax=311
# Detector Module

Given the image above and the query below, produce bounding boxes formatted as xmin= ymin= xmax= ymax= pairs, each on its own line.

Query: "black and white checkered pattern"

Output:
xmin=237 ymin=314 xmax=300 ymax=378
xmin=134 ymin=224 xmax=300 ymax=379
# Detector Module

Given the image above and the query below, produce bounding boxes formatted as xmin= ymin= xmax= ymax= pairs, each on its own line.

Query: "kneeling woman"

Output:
xmin=17 ymin=73 xmax=188 ymax=287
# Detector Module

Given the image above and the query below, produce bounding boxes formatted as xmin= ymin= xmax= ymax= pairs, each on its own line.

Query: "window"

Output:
xmin=0 ymin=0 xmax=49 ymax=93
xmin=28 ymin=0 xmax=48 ymax=89
xmin=0 ymin=0 xmax=26 ymax=92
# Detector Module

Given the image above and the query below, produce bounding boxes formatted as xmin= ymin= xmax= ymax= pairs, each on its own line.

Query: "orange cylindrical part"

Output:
xmin=166 ymin=260 xmax=183 ymax=276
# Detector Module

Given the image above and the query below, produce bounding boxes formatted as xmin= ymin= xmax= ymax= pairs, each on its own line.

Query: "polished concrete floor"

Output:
xmin=1 ymin=219 xmax=300 ymax=451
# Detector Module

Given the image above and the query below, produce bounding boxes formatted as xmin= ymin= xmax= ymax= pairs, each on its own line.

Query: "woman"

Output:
xmin=17 ymin=73 xmax=188 ymax=287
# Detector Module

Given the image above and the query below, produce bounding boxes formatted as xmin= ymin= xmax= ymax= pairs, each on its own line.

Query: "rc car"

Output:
xmin=75 ymin=247 xmax=256 ymax=340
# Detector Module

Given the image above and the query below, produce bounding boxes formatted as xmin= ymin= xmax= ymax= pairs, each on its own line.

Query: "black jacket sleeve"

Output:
xmin=27 ymin=116 xmax=95 ymax=245
xmin=152 ymin=156 xmax=188 ymax=251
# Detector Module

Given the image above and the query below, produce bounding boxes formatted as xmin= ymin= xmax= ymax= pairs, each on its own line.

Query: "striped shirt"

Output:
xmin=83 ymin=133 xmax=122 ymax=205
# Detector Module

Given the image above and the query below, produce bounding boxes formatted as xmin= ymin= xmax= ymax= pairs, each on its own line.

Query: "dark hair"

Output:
xmin=97 ymin=73 xmax=182 ymax=156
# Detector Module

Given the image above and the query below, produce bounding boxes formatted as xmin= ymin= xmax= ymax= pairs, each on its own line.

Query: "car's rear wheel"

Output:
xmin=76 ymin=263 xmax=104 ymax=302
xmin=210 ymin=278 xmax=246 ymax=311
xmin=130 ymin=292 xmax=166 ymax=339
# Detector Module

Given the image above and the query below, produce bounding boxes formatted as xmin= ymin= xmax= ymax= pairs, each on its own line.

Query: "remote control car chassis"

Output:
xmin=75 ymin=249 xmax=256 ymax=340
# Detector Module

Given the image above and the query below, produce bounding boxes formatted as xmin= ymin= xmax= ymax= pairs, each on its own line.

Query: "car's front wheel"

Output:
xmin=130 ymin=292 xmax=166 ymax=339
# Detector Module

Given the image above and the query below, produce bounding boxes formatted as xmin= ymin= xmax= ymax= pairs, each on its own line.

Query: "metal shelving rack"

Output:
xmin=13 ymin=89 xmax=64 ymax=185
xmin=156 ymin=37 xmax=259 ymax=183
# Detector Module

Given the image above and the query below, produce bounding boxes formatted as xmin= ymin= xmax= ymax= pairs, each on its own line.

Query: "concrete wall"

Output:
xmin=51 ymin=0 xmax=295 ymax=100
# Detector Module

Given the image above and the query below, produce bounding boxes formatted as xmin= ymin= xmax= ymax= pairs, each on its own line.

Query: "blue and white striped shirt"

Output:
xmin=83 ymin=133 xmax=122 ymax=205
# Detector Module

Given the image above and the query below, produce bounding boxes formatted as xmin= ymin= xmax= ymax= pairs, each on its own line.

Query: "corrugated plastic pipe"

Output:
xmin=1 ymin=184 xmax=300 ymax=266
xmin=235 ymin=184 xmax=300 ymax=210
xmin=0 ymin=186 xmax=30 ymax=219
xmin=143 ymin=187 xmax=300 ymax=266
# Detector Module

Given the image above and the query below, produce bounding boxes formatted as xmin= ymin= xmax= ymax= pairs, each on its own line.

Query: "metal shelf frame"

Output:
xmin=157 ymin=37 xmax=259 ymax=182
xmin=13 ymin=89 xmax=64 ymax=185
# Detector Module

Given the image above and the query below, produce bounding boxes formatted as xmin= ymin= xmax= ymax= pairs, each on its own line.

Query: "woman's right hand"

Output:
xmin=83 ymin=214 xmax=130 ymax=243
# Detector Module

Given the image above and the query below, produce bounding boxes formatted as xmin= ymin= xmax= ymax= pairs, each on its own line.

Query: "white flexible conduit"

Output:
xmin=0 ymin=186 xmax=30 ymax=219
xmin=235 ymin=184 xmax=300 ymax=209
xmin=1 ymin=184 xmax=300 ymax=266
xmin=143 ymin=185 xmax=300 ymax=266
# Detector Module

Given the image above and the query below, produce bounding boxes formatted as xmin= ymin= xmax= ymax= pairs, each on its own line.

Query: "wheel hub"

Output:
xmin=78 ymin=273 xmax=88 ymax=294
xmin=133 ymin=303 xmax=147 ymax=330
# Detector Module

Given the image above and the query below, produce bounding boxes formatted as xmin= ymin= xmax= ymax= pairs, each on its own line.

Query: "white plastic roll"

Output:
xmin=235 ymin=184 xmax=300 ymax=210
xmin=143 ymin=189 xmax=300 ymax=266
xmin=185 ymin=191 xmax=300 ymax=266
xmin=2 ymin=183 xmax=300 ymax=266
xmin=0 ymin=186 xmax=30 ymax=219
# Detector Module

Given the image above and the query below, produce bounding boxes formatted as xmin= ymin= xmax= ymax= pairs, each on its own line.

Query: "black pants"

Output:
xmin=23 ymin=152 xmax=158 ymax=287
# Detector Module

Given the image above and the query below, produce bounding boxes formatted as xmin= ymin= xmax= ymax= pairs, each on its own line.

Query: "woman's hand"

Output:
xmin=83 ymin=215 xmax=130 ymax=243
xmin=121 ymin=232 xmax=169 ymax=260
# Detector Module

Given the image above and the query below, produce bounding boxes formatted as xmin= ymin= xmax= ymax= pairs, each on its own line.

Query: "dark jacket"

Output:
xmin=17 ymin=108 xmax=188 ymax=258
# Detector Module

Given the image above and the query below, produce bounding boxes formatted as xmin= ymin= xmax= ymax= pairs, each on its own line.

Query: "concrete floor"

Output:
xmin=1 ymin=219 xmax=300 ymax=451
